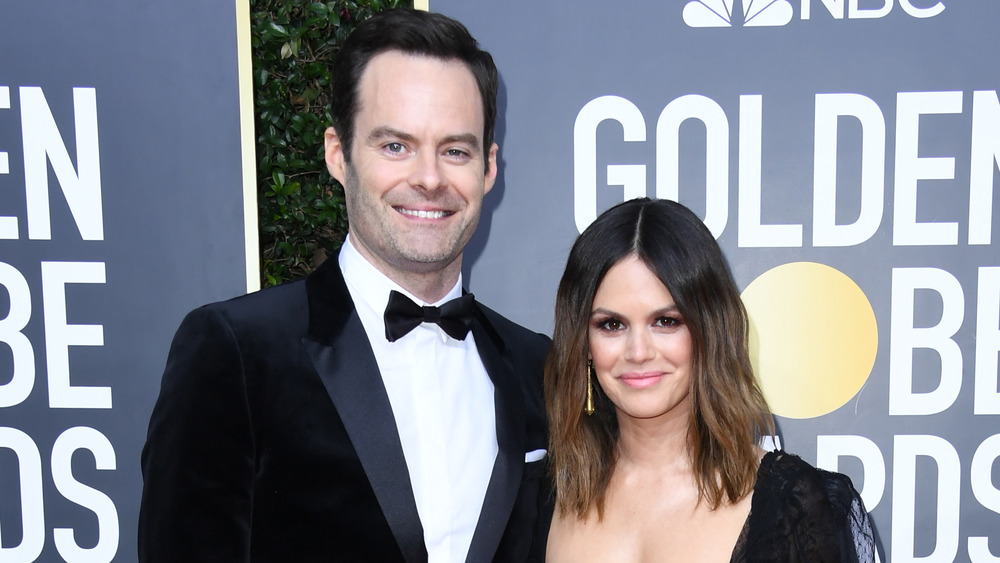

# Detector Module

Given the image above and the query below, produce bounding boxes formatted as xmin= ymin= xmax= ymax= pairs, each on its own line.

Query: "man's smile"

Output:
xmin=395 ymin=206 xmax=452 ymax=219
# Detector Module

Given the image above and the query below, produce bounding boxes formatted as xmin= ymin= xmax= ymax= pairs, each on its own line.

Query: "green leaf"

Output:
xmin=253 ymin=0 xmax=410 ymax=286
xmin=267 ymin=21 xmax=290 ymax=39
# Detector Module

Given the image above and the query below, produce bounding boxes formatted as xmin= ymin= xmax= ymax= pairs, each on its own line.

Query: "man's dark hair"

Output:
xmin=330 ymin=8 xmax=499 ymax=166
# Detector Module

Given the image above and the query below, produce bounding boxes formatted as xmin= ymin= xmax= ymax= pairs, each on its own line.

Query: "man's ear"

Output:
xmin=324 ymin=126 xmax=347 ymax=184
xmin=483 ymin=142 xmax=499 ymax=195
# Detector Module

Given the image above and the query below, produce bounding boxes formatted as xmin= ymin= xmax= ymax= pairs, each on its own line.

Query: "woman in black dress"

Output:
xmin=541 ymin=198 xmax=876 ymax=562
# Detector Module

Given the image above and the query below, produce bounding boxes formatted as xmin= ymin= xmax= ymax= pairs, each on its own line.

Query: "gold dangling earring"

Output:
xmin=585 ymin=359 xmax=595 ymax=416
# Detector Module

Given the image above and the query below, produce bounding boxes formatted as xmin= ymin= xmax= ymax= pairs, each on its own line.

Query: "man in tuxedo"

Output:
xmin=138 ymin=9 xmax=549 ymax=562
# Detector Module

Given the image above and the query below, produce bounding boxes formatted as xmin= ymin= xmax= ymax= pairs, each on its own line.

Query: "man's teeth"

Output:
xmin=398 ymin=208 xmax=447 ymax=219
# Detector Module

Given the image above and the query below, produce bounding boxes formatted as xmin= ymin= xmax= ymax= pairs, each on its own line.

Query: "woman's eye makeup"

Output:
xmin=591 ymin=312 xmax=684 ymax=332
xmin=654 ymin=315 xmax=682 ymax=328
xmin=592 ymin=315 xmax=625 ymax=331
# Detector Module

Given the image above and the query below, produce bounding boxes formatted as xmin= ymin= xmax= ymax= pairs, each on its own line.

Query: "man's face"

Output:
xmin=325 ymin=51 xmax=498 ymax=282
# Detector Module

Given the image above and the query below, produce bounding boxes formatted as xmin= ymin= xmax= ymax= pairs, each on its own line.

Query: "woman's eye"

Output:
xmin=655 ymin=316 xmax=681 ymax=328
xmin=598 ymin=319 xmax=624 ymax=331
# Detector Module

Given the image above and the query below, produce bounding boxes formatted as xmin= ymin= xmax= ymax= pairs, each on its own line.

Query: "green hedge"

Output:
xmin=251 ymin=0 xmax=410 ymax=286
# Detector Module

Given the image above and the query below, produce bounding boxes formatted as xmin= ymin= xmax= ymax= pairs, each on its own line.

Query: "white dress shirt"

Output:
xmin=338 ymin=235 xmax=498 ymax=563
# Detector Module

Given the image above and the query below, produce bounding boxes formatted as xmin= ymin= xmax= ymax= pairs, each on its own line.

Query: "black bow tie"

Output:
xmin=383 ymin=290 xmax=475 ymax=342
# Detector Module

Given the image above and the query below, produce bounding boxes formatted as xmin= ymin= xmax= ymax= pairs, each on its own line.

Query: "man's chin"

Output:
xmin=394 ymin=245 xmax=464 ymax=271
xmin=399 ymin=250 xmax=459 ymax=268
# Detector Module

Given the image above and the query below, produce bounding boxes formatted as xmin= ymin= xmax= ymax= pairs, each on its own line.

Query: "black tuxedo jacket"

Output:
xmin=139 ymin=257 xmax=550 ymax=562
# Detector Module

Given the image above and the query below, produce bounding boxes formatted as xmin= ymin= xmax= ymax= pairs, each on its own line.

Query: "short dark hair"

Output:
xmin=330 ymin=8 xmax=499 ymax=164
xmin=546 ymin=198 xmax=773 ymax=518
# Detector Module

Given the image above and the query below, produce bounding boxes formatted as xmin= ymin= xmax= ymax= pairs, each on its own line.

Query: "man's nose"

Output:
xmin=408 ymin=151 xmax=446 ymax=191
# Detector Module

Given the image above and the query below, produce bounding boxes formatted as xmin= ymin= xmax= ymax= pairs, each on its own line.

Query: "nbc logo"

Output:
xmin=683 ymin=0 xmax=793 ymax=27
xmin=683 ymin=0 xmax=945 ymax=28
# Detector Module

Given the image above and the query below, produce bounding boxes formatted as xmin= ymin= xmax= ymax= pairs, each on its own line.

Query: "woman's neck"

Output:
xmin=614 ymin=404 xmax=691 ymax=472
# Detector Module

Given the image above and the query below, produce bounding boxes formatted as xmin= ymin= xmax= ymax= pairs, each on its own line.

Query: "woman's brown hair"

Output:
xmin=546 ymin=198 xmax=774 ymax=518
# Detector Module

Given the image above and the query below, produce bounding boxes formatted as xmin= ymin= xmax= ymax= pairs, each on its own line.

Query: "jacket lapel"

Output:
xmin=465 ymin=306 xmax=526 ymax=562
xmin=301 ymin=260 xmax=427 ymax=563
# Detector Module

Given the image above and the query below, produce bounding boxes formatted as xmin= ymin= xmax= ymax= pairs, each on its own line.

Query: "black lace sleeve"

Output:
xmin=732 ymin=451 xmax=877 ymax=563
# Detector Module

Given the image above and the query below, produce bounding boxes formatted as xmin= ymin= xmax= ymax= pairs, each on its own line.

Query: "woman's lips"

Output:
xmin=619 ymin=372 xmax=665 ymax=389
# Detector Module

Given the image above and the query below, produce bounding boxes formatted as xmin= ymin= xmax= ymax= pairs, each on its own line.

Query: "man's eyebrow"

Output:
xmin=367 ymin=126 xmax=416 ymax=144
xmin=441 ymin=133 xmax=481 ymax=148
xmin=367 ymin=127 xmax=481 ymax=149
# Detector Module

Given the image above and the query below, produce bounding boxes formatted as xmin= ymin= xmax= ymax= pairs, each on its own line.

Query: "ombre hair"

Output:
xmin=545 ymin=198 xmax=774 ymax=518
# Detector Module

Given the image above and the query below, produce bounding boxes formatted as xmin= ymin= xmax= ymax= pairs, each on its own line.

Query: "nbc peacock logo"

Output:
xmin=683 ymin=0 xmax=794 ymax=27
xmin=683 ymin=0 xmax=946 ymax=27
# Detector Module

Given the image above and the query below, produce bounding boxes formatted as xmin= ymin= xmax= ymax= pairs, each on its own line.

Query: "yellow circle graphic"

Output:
xmin=741 ymin=262 xmax=877 ymax=419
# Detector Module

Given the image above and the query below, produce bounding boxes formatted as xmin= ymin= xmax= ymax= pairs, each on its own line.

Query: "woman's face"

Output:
xmin=588 ymin=255 xmax=693 ymax=423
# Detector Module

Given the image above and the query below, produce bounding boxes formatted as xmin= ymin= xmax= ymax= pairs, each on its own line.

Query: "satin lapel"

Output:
xmin=302 ymin=260 xmax=427 ymax=563
xmin=465 ymin=307 xmax=526 ymax=562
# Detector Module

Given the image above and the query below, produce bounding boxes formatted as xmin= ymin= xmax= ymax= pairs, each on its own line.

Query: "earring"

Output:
xmin=585 ymin=360 xmax=595 ymax=416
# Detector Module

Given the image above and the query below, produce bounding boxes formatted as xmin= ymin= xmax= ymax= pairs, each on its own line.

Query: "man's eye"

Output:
xmin=385 ymin=142 xmax=405 ymax=153
xmin=446 ymin=148 xmax=470 ymax=158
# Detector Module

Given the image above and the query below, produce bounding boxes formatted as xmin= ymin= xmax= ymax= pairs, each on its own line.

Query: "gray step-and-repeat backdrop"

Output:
xmin=3 ymin=1 xmax=996 ymax=561
xmin=1 ymin=2 xmax=256 ymax=561
xmin=433 ymin=1 xmax=999 ymax=561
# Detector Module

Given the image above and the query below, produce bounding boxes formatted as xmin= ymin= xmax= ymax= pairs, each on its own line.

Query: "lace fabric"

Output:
xmin=730 ymin=451 xmax=878 ymax=563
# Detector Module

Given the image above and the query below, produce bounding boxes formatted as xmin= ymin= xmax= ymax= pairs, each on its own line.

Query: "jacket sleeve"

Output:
xmin=138 ymin=306 xmax=255 ymax=562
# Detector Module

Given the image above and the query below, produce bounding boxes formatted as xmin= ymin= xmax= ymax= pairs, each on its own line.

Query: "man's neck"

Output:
xmin=346 ymin=235 xmax=462 ymax=303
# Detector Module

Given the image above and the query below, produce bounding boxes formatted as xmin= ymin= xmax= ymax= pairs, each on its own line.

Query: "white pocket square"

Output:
xmin=524 ymin=448 xmax=547 ymax=463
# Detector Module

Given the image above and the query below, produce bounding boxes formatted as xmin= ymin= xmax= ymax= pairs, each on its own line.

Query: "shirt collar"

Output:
xmin=338 ymin=234 xmax=464 ymax=318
